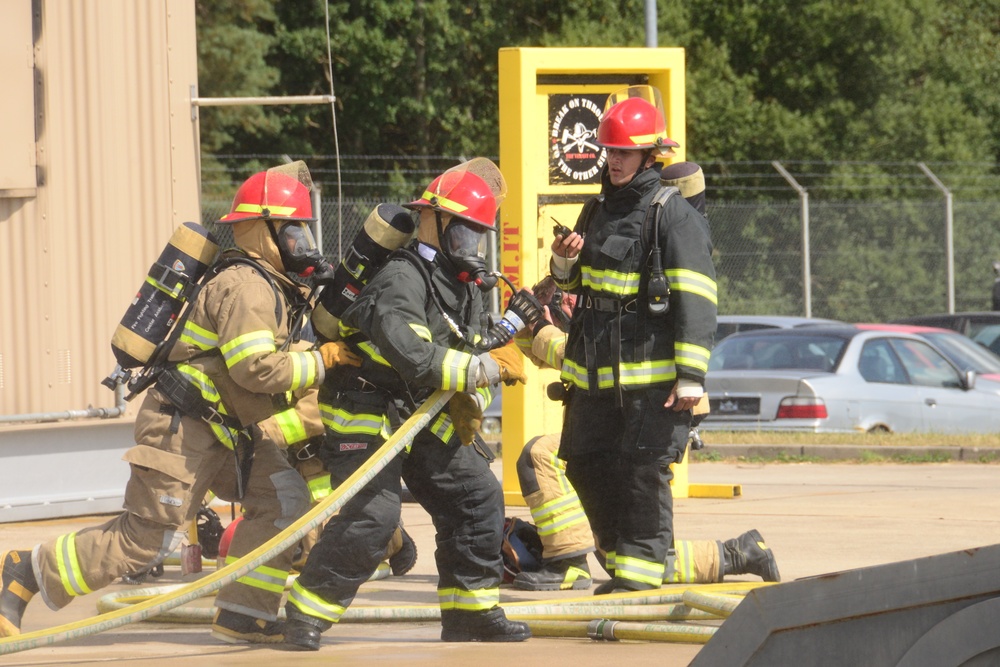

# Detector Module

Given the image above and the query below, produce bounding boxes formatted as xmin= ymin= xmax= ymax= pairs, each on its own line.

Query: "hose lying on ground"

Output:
xmin=0 ymin=389 xmax=453 ymax=656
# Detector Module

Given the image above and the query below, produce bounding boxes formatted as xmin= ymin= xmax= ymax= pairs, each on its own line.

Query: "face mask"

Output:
xmin=439 ymin=218 xmax=495 ymax=291
xmin=273 ymin=221 xmax=331 ymax=277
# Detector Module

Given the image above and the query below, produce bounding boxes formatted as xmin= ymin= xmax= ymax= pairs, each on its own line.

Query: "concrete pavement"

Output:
xmin=2 ymin=458 xmax=999 ymax=666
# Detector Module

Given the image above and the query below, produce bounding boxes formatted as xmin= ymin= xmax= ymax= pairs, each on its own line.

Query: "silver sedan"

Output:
xmin=702 ymin=326 xmax=1000 ymax=434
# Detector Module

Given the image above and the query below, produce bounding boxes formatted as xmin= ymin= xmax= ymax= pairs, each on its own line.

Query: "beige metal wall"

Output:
xmin=0 ymin=0 xmax=200 ymax=416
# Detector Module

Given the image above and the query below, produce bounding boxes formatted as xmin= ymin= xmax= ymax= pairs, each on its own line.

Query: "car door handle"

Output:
xmin=925 ymin=398 xmax=937 ymax=407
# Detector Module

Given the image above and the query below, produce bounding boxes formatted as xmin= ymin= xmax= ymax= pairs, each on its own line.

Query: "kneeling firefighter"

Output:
xmin=283 ymin=158 xmax=539 ymax=650
xmin=0 ymin=162 xmax=363 ymax=643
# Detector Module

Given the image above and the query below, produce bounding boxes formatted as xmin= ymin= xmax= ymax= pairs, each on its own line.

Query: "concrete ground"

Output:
xmin=2 ymin=457 xmax=999 ymax=666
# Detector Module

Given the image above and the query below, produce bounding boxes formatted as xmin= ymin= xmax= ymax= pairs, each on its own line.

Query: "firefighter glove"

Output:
xmin=475 ymin=353 xmax=502 ymax=388
xmin=448 ymin=392 xmax=484 ymax=446
xmin=489 ymin=344 xmax=528 ymax=386
xmin=318 ymin=341 xmax=362 ymax=369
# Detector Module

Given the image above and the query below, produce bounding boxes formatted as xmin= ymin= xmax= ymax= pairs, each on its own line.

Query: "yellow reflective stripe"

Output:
xmin=288 ymin=579 xmax=345 ymax=623
xmin=619 ymin=360 xmax=676 ymax=386
xmin=560 ymin=360 xmax=615 ymax=390
xmin=666 ymin=268 xmax=718 ymax=305
xmin=581 ymin=266 xmax=641 ymax=297
xmin=605 ymin=550 xmax=616 ymax=574
xmin=615 ymin=555 xmax=665 ymax=586
xmin=274 ymin=407 xmax=308 ymax=445
xmin=476 ymin=386 xmax=493 ymax=407
xmin=357 ymin=340 xmax=392 ymax=366
xmin=532 ymin=497 xmax=589 ymax=537
xmin=55 ymin=533 xmax=92 ymax=597
xmin=234 ymin=202 xmax=297 ymax=216
xmin=225 ymin=555 xmax=288 ymax=593
xmin=319 ymin=404 xmax=388 ymax=436
xmin=437 ymin=587 xmax=499 ymax=611
xmin=409 ymin=323 xmax=433 ymax=342
xmin=338 ymin=321 xmax=359 ymax=338
xmin=665 ymin=540 xmax=695 ymax=584
xmin=308 ymin=473 xmax=332 ymax=502
xmin=288 ymin=350 xmax=318 ymax=390
xmin=422 ymin=190 xmax=468 ymax=214
xmin=430 ymin=413 xmax=455 ymax=444
xmin=675 ymin=342 xmax=711 ymax=374
xmin=221 ymin=329 xmax=276 ymax=367
xmin=441 ymin=349 xmax=472 ymax=391
xmin=629 ymin=131 xmax=668 ymax=145
xmin=543 ymin=333 xmax=566 ymax=369
xmin=179 ymin=320 xmax=219 ymax=350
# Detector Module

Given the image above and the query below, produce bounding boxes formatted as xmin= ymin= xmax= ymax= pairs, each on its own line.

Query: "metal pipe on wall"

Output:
xmin=772 ymin=161 xmax=812 ymax=317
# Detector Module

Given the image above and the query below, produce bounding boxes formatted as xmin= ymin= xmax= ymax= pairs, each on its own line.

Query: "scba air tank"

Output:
xmin=311 ymin=204 xmax=415 ymax=340
xmin=111 ymin=222 xmax=220 ymax=368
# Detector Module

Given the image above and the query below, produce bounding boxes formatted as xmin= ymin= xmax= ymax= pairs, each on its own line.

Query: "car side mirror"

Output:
xmin=962 ymin=369 xmax=977 ymax=391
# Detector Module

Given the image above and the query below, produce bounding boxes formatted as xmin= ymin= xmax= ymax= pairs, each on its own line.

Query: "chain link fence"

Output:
xmin=203 ymin=157 xmax=1000 ymax=323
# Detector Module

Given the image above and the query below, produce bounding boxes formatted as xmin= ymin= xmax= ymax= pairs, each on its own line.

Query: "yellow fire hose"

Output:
xmin=0 ymin=389 xmax=453 ymax=656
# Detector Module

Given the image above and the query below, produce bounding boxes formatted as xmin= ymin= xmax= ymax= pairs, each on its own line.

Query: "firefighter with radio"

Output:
xmin=0 ymin=162 xmax=364 ymax=643
xmin=511 ymin=217 xmax=779 ymax=590
xmin=282 ymin=158 xmax=535 ymax=650
xmin=550 ymin=86 xmax=719 ymax=595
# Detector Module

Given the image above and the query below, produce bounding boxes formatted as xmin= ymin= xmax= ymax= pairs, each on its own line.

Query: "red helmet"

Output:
xmin=218 ymin=163 xmax=315 ymax=224
xmin=405 ymin=158 xmax=507 ymax=232
xmin=597 ymin=86 xmax=679 ymax=155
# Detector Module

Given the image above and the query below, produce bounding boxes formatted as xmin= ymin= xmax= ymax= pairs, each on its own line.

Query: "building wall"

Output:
xmin=0 ymin=0 xmax=199 ymax=417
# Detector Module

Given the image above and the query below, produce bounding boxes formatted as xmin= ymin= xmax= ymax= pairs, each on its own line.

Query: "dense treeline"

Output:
xmin=196 ymin=0 xmax=1000 ymax=185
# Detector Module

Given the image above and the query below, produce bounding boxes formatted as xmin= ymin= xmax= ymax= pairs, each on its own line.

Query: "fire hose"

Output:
xmin=0 ymin=389 xmax=453 ymax=656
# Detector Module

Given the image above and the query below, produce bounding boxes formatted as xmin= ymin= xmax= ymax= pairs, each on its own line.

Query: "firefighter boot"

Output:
xmin=210 ymin=608 xmax=285 ymax=644
xmin=283 ymin=606 xmax=333 ymax=651
xmin=388 ymin=525 xmax=418 ymax=576
xmin=0 ymin=550 xmax=38 ymax=637
xmin=513 ymin=555 xmax=591 ymax=591
xmin=440 ymin=606 xmax=531 ymax=642
xmin=722 ymin=529 xmax=781 ymax=582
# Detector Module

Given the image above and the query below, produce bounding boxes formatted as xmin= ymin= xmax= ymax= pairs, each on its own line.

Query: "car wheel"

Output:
xmin=866 ymin=424 xmax=891 ymax=434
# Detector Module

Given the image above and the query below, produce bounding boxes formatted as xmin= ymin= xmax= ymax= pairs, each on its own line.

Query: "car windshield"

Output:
xmin=709 ymin=334 xmax=847 ymax=372
xmin=920 ymin=331 xmax=1000 ymax=374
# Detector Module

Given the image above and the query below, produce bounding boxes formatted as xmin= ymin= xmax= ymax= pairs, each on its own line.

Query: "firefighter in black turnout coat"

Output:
xmin=283 ymin=159 xmax=531 ymax=649
xmin=551 ymin=86 xmax=718 ymax=594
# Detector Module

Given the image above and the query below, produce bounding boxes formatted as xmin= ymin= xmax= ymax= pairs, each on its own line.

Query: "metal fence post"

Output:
xmin=917 ymin=163 xmax=955 ymax=313
xmin=772 ymin=161 xmax=811 ymax=317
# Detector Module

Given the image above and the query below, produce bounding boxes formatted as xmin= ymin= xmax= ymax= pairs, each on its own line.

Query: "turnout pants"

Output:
xmin=289 ymin=429 xmax=504 ymax=623
xmin=560 ymin=387 xmax=690 ymax=590
xmin=32 ymin=388 xmax=310 ymax=620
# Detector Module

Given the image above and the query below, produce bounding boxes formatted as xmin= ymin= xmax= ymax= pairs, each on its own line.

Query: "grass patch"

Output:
xmin=700 ymin=430 xmax=997 ymax=449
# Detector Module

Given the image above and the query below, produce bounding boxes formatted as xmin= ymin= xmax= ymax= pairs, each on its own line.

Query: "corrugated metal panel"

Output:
xmin=0 ymin=0 xmax=199 ymax=416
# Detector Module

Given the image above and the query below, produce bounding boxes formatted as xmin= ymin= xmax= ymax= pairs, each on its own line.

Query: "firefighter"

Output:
xmin=0 ymin=162 xmax=363 ymax=643
xmin=550 ymin=87 xmax=719 ymax=595
xmin=282 ymin=159 xmax=533 ymax=650
xmin=511 ymin=216 xmax=779 ymax=592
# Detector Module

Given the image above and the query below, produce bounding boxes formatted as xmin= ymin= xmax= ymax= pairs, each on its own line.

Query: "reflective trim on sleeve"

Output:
xmin=618 ymin=360 xmax=676 ymax=387
xmin=441 ymin=349 xmax=473 ymax=392
xmin=408 ymin=323 xmax=433 ymax=342
xmin=307 ymin=473 xmax=333 ymax=502
xmin=674 ymin=342 xmax=711 ymax=374
xmin=288 ymin=350 xmax=318 ymax=390
xmin=179 ymin=320 xmax=219 ymax=350
xmin=356 ymin=340 xmax=392 ymax=367
xmin=429 ymin=413 xmax=455 ymax=444
xmin=221 ymin=329 xmax=277 ymax=367
xmin=273 ymin=407 xmax=308 ymax=446
xmin=666 ymin=268 xmax=718 ymax=305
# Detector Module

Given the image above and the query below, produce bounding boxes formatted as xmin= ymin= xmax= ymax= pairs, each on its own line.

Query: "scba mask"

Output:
xmin=270 ymin=220 xmax=331 ymax=278
xmin=438 ymin=214 xmax=495 ymax=291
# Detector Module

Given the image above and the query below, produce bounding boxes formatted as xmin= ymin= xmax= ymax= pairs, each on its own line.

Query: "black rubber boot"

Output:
xmin=513 ymin=555 xmax=591 ymax=591
xmin=440 ymin=606 xmax=531 ymax=642
xmin=210 ymin=608 xmax=285 ymax=644
xmin=722 ymin=529 xmax=781 ymax=582
xmin=282 ymin=606 xmax=332 ymax=651
xmin=389 ymin=526 xmax=418 ymax=576
xmin=0 ymin=550 xmax=38 ymax=638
